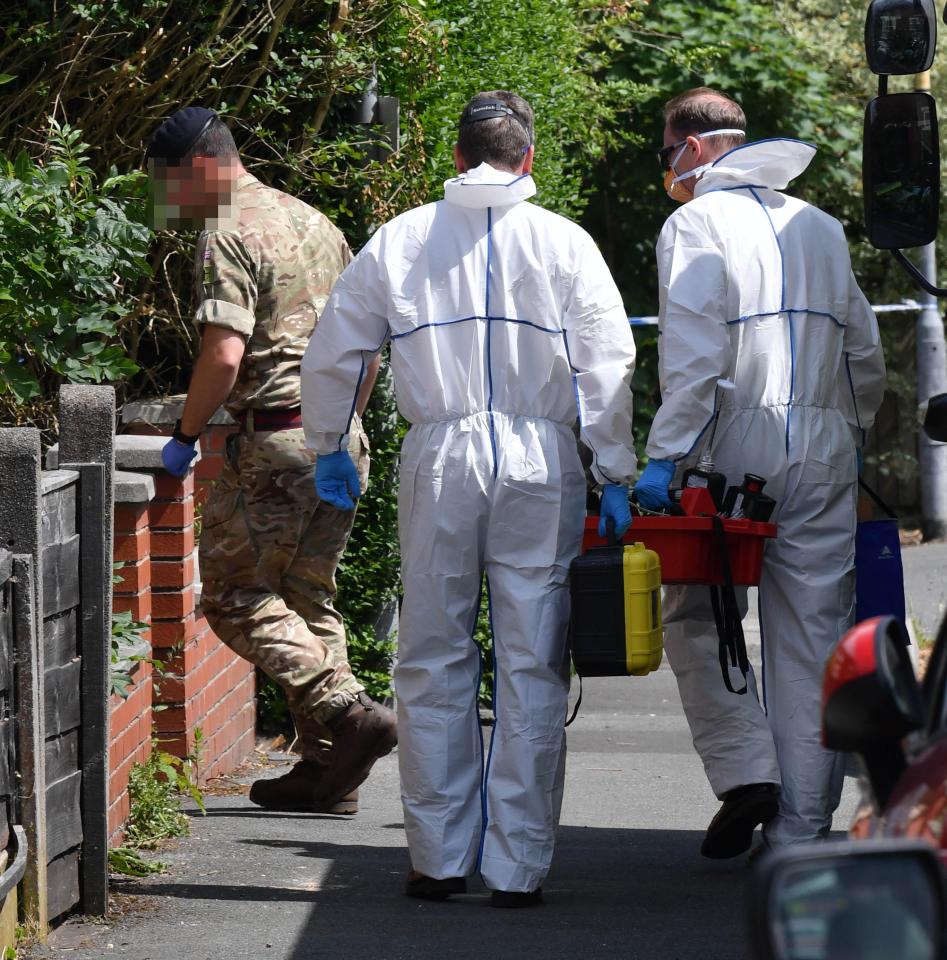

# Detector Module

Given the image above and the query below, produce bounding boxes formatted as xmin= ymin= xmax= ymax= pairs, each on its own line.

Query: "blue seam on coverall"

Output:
xmin=485 ymin=207 xmax=498 ymax=479
xmin=390 ymin=315 xmax=561 ymax=339
xmin=748 ymin=186 xmax=794 ymax=455
xmin=672 ymin=410 xmax=718 ymax=464
xmin=336 ymin=333 xmax=390 ymax=451
xmin=727 ymin=309 xmax=844 ymax=328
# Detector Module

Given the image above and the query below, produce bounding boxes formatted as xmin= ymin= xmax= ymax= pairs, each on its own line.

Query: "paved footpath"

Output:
xmin=32 ymin=537 xmax=947 ymax=960
xmin=26 ymin=665 xmax=861 ymax=960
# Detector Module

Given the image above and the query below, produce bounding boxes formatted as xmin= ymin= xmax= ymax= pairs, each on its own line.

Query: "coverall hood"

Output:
xmin=694 ymin=138 xmax=817 ymax=196
xmin=444 ymin=162 xmax=537 ymax=209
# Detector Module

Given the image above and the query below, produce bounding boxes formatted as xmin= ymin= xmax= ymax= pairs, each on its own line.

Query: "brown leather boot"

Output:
xmin=312 ymin=693 xmax=397 ymax=807
xmin=249 ymin=761 xmax=359 ymax=814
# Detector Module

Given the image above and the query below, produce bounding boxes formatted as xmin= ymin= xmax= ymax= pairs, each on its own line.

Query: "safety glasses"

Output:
xmin=657 ymin=139 xmax=686 ymax=171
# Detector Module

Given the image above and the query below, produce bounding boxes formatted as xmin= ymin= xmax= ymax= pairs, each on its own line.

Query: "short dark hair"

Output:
xmin=457 ymin=90 xmax=533 ymax=172
xmin=185 ymin=117 xmax=240 ymax=160
xmin=664 ymin=87 xmax=746 ymax=152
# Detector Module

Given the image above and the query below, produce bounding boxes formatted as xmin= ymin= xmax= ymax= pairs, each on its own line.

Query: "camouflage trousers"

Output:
xmin=199 ymin=418 xmax=370 ymax=758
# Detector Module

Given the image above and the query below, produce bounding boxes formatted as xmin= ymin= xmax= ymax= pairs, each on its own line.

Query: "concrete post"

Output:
xmin=59 ymin=385 xmax=115 ymax=583
xmin=57 ymin=386 xmax=115 ymax=915
xmin=0 ymin=430 xmax=47 ymax=933
xmin=913 ymin=71 xmax=947 ymax=540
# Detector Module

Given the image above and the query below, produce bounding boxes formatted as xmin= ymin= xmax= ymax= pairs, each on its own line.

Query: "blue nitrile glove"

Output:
xmin=161 ymin=438 xmax=197 ymax=478
xmin=315 ymin=450 xmax=361 ymax=510
xmin=599 ymin=484 xmax=632 ymax=539
xmin=633 ymin=459 xmax=676 ymax=512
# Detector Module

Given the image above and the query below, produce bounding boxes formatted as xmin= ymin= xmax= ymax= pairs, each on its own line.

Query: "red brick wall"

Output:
xmin=108 ymin=448 xmax=256 ymax=841
xmin=123 ymin=420 xmax=237 ymax=510
xmin=108 ymin=661 xmax=153 ymax=844
xmin=110 ymin=501 xmax=154 ymax=844
xmin=195 ymin=423 xmax=238 ymax=509
xmin=147 ymin=470 xmax=256 ymax=783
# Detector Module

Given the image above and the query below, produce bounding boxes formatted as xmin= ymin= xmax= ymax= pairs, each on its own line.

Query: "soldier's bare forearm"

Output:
xmin=179 ymin=326 xmax=247 ymax=435
xmin=356 ymin=354 xmax=382 ymax=417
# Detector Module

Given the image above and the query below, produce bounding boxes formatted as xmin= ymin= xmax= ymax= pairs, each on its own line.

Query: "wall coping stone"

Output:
xmin=115 ymin=434 xmax=202 ymax=472
xmin=40 ymin=470 xmax=78 ymax=495
xmin=121 ymin=396 xmax=235 ymax=427
xmin=114 ymin=471 xmax=156 ymax=504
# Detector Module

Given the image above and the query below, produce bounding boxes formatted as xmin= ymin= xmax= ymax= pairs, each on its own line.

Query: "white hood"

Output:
xmin=443 ymin=162 xmax=537 ymax=209
xmin=695 ymin=138 xmax=817 ymax=196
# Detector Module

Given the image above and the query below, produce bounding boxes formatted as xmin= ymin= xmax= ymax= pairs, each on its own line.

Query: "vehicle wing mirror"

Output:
xmin=823 ymin=615 xmax=923 ymax=751
xmin=864 ymin=92 xmax=940 ymax=250
xmin=822 ymin=615 xmax=923 ymax=808
xmin=866 ymin=0 xmax=937 ymax=74
xmin=748 ymin=840 xmax=946 ymax=960
xmin=920 ymin=392 xmax=947 ymax=441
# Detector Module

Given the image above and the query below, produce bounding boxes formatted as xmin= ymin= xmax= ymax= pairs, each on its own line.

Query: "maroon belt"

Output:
xmin=237 ymin=406 xmax=303 ymax=431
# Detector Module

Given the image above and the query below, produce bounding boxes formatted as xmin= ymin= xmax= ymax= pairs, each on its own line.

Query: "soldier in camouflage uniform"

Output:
xmin=148 ymin=107 xmax=397 ymax=815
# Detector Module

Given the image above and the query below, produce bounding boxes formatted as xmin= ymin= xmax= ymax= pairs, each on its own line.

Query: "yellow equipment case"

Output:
xmin=569 ymin=540 xmax=663 ymax=677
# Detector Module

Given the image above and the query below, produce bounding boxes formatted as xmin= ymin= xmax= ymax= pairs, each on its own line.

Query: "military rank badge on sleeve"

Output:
xmin=202 ymin=247 xmax=216 ymax=287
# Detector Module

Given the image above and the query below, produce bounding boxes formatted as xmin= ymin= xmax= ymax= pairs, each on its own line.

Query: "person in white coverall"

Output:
xmin=300 ymin=90 xmax=637 ymax=905
xmin=634 ymin=87 xmax=886 ymax=858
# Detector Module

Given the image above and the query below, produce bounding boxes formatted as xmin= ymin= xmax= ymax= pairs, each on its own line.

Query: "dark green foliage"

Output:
xmin=336 ymin=361 xmax=403 ymax=699
xmin=386 ymin=0 xmax=642 ymax=221
xmin=0 ymin=121 xmax=150 ymax=432
xmin=108 ymin=846 xmax=167 ymax=877
xmin=586 ymin=0 xmax=864 ymax=317
xmin=582 ymin=0 xmax=901 ymax=465
xmin=123 ymin=739 xmax=205 ymax=849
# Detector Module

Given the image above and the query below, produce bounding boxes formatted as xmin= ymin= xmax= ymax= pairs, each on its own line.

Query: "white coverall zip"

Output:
xmin=647 ymin=139 xmax=886 ymax=847
xmin=301 ymin=163 xmax=637 ymax=891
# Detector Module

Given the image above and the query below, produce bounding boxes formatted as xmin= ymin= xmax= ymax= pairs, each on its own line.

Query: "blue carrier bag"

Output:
xmin=855 ymin=478 xmax=906 ymax=627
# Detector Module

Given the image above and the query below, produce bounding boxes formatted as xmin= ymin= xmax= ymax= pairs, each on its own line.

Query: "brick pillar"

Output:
xmin=149 ymin=469 xmax=201 ymax=760
xmin=113 ymin=433 xmax=256 ymax=784
xmin=109 ymin=472 xmax=155 ymax=844
xmin=121 ymin=396 xmax=238 ymax=509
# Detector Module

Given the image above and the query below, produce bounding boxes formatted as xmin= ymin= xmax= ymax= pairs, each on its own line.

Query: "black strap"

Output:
xmin=858 ymin=477 xmax=898 ymax=520
xmin=565 ymin=675 xmax=583 ymax=728
xmin=709 ymin=515 xmax=749 ymax=695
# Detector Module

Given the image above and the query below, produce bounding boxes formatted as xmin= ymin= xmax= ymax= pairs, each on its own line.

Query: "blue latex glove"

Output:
xmin=634 ymin=459 xmax=676 ymax=512
xmin=599 ymin=484 xmax=632 ymax=540
xmin=315 ymin=450 xmax=361 ymax=510
xmin=161 ymin=438 xmax=197 ymax=478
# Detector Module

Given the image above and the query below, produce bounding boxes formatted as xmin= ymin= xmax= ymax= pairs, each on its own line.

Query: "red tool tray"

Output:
xmin=582 ymin=488 xmax=777 ymax=586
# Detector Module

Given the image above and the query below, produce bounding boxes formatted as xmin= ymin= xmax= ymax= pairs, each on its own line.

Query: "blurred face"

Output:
xmin=149 ymin=156 xmax=240 ymax=230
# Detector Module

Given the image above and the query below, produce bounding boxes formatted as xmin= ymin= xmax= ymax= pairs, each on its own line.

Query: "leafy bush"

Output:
xmin=335 ymin=361 xmax=403 ymax=700
xmin=0 ymin=119 xmax=150 ymax=433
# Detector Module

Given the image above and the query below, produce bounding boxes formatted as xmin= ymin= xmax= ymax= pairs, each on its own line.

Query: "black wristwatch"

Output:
xmin=172 ymin=420 xmax=201 ymax=445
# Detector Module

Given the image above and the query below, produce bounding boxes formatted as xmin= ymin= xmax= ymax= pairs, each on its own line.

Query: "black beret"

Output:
xmin=146 ymin=107 xmax=217 ymax=165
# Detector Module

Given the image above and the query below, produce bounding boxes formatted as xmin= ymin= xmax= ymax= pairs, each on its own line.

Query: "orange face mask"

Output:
xmin=663 ymin=165 xmax=695 ymax=204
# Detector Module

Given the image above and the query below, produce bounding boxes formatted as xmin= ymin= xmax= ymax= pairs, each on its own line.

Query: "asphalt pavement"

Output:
xmin=28 ymin=538 xmax=947 ymax=960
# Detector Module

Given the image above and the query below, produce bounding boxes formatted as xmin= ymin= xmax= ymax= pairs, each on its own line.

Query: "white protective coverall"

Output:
xmin=301 ymin=163 xmax=637 ymax=891
xmin=648 ymin=138 xmax=886 ymax=847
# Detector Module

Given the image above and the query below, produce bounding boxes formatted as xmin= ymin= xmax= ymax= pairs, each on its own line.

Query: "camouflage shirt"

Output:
xmin=194 ymin=172 xmax=351 ymax=413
